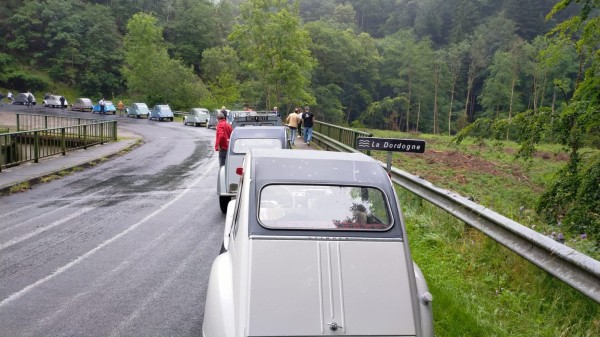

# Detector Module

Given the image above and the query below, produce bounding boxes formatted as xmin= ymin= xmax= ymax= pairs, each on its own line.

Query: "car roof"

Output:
xmin=250 ymin=149 xmax=383 ymax=184
xmin=230 ymin=126 xmax=286 ymax=140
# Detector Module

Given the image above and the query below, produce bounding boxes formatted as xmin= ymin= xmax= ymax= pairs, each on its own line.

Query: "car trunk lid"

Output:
xmin=245 ymin=238 xmax=417 ymax=336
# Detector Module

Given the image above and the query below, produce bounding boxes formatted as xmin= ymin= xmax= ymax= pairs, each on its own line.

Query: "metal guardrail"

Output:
xmin=314 ymin=121 xmax=372 ymax=149
xmin=1 ymin=117 xmax=117 ymax=172
xmin=311 ymin=129 xmax=600 ymax=304
xmin=16 ymin=113 xmax=102 ymax=131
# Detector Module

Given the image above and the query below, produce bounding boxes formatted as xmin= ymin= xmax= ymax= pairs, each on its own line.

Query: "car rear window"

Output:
xmin=258 ymin=184 xmax=392 ymax=231
xmin=232 ymin=138 xmax=282 ymax=154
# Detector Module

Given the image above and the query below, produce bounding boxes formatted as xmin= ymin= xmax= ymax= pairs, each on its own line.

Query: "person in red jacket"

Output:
xmin=215 ymin=112 xmax=233 ymax=166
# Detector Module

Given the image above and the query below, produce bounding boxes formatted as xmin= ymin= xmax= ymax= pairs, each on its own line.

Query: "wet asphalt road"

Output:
xmin=0 ymin=107 xmax=223 ymax=336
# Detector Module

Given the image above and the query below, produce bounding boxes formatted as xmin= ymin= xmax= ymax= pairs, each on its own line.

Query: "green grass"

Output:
xmin=400 ymin=190 xmax=600 ymax=337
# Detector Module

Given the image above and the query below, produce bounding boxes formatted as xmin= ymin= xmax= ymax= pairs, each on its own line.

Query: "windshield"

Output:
xmin=232 ymin=138 xmax=282 ymax=154
xmin=258 ymin=184 xmax=392 ymax=231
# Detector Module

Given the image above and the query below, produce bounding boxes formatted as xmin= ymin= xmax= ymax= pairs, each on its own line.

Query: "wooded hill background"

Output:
xmin=0 ymin=0 xmax=583 ymax=131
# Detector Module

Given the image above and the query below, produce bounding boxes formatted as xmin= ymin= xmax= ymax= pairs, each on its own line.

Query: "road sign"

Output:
xmin=356 ymin=137 xmax=426 ymax=153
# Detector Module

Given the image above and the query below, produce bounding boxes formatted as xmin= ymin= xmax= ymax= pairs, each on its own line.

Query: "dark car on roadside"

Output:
xmin=13 ymin=92 xmax=36 ymax=105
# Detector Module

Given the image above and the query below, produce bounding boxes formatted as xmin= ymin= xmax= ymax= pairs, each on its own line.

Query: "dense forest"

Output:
xmin=0 ymin=0 xmax=583 ymax=128
xmin=1 ymin=0 xmax=599 ymax=245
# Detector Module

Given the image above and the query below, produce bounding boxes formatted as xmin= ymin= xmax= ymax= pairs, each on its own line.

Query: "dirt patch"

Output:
xmin=402 ymin=149 xmax=539 ymax=190
xmin=503 ymin=147 xmax=569 ymax=161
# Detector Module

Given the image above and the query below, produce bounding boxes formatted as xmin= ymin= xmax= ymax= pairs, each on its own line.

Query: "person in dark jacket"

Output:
xmin=301 ymin=106 xmax=315 ymax=145
xmin=59 ymin=96 xmax=66 ymax=109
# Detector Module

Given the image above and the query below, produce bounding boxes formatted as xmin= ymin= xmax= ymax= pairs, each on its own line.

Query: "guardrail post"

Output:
xmin=16 ymin=114 xmax=21 ymax=131
xmin=113 ymin=121 xmax=117 ymax=140
xmin=83 ymin=125 xmax=88 ymax=150
xmin=44 ymin=115 xmax=48 ymax=130
xmin=61 ymin=128 xmax=66 ymax=155
xmin=34 ymin=131 xmax=40 ymax=163
xmin=100 ymin=122 xmax=104 ymax=145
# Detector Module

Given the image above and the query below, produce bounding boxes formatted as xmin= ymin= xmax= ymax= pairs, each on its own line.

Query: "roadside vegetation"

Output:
xmin=366 ymin=130 xmax=600 ymax=336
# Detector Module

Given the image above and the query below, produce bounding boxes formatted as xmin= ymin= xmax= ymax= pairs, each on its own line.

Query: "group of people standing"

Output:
xmin=286 ymin=106 xmax=314 ymax=146
xmin=213 ymin=104 xmax=315 ymax=166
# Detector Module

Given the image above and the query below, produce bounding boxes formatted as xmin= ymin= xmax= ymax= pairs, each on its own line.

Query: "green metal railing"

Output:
xmin=1 ymin=115 xmax=117 ymax=172
xmin=16 ymin=113 xmax=102 ymax=131
xmin=313 ymin=121 xmax=372 ymax=150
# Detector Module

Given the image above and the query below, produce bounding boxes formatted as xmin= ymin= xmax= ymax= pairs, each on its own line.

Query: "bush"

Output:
xmin=538 ymin=153 xmax=600 ymax=246
xmin=1 ymin=71 xmax=50 ymax=92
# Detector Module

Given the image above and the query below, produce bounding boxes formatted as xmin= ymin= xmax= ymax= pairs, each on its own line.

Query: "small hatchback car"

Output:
xmin=149 ymin=104 xmax=174 ymax=121
xmin=43 ymin=94 xmax=68 ymax=108
xmin=72 ymin=98 xmax=93 ymax=112
xmin=126 ymin=103 xmax=150 ymax=119
xmin=92 ymin=101 xmax=116 ymax=114
xmin=184 ymin=108 xmax=210 ymax=126
xmin=203 ymin=149 xmax=434 ymax=337
xmin=217 ymin=126 xmax=290 ymax=213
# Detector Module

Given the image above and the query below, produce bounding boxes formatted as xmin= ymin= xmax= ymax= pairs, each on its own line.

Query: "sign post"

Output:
xmin=356 ymin=137 xmax=426 ymax=173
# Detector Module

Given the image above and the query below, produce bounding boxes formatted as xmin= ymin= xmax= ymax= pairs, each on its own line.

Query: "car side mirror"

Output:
xmin=223 ymin=199 xmax=237 ymax=251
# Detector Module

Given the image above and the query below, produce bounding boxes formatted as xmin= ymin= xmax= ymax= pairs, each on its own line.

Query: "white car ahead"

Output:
xmin=203 ymin=149 xmax=434 ymax=337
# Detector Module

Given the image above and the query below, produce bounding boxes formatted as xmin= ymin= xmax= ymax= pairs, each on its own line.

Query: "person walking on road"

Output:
xmin=286 ymin=108 xmax=300 ymax=146
xmin=117 ymin=100 xmax=125 ymax=117
xmin=59 ymin=96 xmax=66 ymax=109
xmin=99 ymin=98 xmax=106 ymax=114
xmin=296 ymin=107 xmax=303 ymax=138
xmin=215 ymin=112 xmax=233 ymax=166
xmin=27 ymin=93 xmax=33 ymax=107
xmin=301 ymin=105 xmax=315 ymax=145
xmin=7 ymin=92 xmax=13 ymax=104
xmin=220 ymin=106 xmax=228 ymax=121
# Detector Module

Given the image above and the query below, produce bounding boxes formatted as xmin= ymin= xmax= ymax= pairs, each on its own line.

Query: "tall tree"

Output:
xmin=535 ymin=0 xmax=600 ymax=239
xmin=445 ymin=41 xmax=468 ymax=135
xmin=122 ymin=13 xmax=207 ymax=109
xmin=229 ymin=0 xmax=316 ymax=110
xmin=163 ymin=0 xmax=220 ymax=72
xmin=200 ymin=46 xmax=241 ymax=109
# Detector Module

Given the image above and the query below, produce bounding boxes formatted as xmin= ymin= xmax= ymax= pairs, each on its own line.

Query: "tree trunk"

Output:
xmin=448 ymin=80 xmax=456 ymax=135
xmin=406 ymin=74 xmax=412 ymax=132
xmin=416 ymin=100 xmax=421 ymax=132
xmin=507 ymin=76 xmax=516 ymax=140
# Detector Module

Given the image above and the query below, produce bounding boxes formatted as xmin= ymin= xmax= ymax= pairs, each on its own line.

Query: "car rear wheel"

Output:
xmin=219 ymin=196 xmax=231 ymax=214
